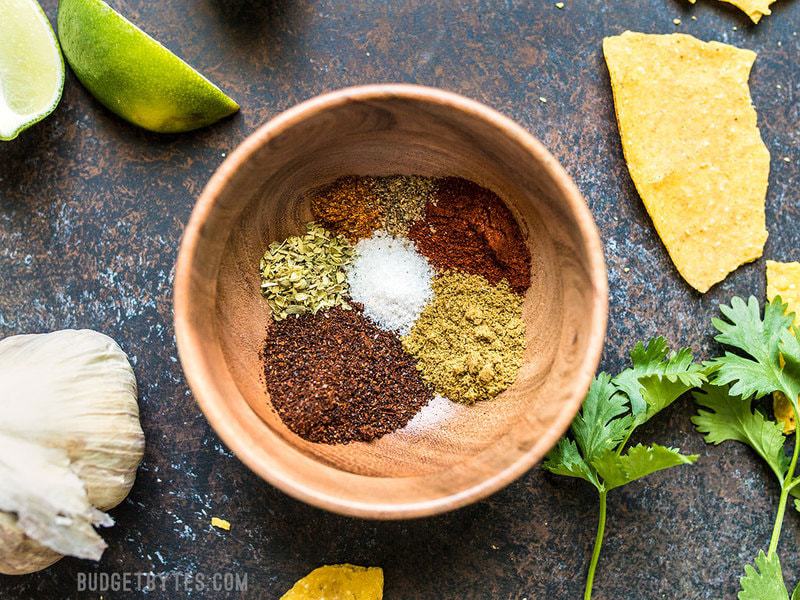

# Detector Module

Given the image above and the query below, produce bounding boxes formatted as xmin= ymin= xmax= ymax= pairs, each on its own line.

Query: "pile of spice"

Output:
xmin=408 ymin=177 xmax=531 ymax=293
xmin=346 ymin=231 xmax=434 ymax=335
xmin=259 ymin=222 xmax=353 ymax=320
xmin=371 ymin=175 xmax=436 ymax=236
xmin=312 ymin=175 xmax=437 ymax=240
xmin=262 ymin=307 xmax=432 ymax=444
xmin=400 ymin=395 xmax=463 ymax=435
xmin=310 ymin=177 xmax=383 ymax=241
xmin=258 ymin=174 xmax=532 ymax=445
xmin=403 ymin=271 xmax=526 ymax=403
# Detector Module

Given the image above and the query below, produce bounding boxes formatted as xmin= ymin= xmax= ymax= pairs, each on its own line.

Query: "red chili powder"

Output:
xmin=408 ymin=177 xmax=531 ymax=294
xmin=263 ymin=306 xmax=432 ymax=445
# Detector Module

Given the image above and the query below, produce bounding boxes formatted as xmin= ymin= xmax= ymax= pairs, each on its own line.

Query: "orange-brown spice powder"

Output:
xmin=311 ymin=177 xmax=383 ymax=241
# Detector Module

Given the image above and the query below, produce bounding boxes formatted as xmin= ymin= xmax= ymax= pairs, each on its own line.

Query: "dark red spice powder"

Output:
xmin=408 ymin=177 xmax=531 ymax=294
xmin=262 ymin=306 xmax=432 ymax=445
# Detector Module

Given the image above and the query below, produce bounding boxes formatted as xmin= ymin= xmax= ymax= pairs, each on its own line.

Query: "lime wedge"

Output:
xmin=57 ymin=0 xmax=239 ymax=133
xmin=0 ymin=0 xmax=65 ymax=141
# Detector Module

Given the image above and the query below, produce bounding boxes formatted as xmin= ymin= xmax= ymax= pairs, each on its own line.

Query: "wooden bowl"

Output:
xmin=174 ymin=84 xmax=607 ymax=519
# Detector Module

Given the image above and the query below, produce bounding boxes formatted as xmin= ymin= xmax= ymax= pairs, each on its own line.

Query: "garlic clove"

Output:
xmin=0 ymin=329 xmax=145 ymax=574
xmin=0 ymin=513 xmax=61 ymax=576
xmin=0 ymin=434 xmax=111 ymax=561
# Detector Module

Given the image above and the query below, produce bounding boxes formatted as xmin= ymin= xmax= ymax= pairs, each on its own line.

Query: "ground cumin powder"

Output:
xmin=403 ymin=271 xmax=526 ymax=403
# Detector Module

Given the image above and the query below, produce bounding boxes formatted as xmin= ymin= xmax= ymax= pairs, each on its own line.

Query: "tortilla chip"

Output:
xmin=767 ymin=260 xmax=800 ymax=326
xmin=603 ymin=32 xmax=770 ymax=293
xmin=688 ymin=0 xmax=776 ymax=24
xmin=766 ymin=260 xmax=800 ymax=433
xmin=774 ymin=391 xmax=795 ymax=434
xmin=281 ymin=565 xmax=384 ymax=600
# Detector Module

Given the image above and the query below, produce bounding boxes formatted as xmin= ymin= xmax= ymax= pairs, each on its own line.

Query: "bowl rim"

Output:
xmin=174 ymin=83 xmax=608 ymax=519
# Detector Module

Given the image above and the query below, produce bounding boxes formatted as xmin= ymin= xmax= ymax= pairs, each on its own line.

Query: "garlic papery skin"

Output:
xmin=0 ymin=329 xmax=145 ymax=575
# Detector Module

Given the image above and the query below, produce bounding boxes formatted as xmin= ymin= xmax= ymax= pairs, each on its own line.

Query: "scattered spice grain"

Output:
xmin=403 ymin=271 xmax=526 ymax=404
xmin=408 ymin=177 xmax=531 ymax=294
xmin=263 ymin=307 xmax=432 ymax=444
xmin=259 ymin=222 xmax=353 ymax=321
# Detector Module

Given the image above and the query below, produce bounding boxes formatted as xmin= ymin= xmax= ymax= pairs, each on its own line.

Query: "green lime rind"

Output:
xmin=57 ymin=0 xmax=239 ymax=134
xmin=0 ymin=0 xmax=65 ymax=141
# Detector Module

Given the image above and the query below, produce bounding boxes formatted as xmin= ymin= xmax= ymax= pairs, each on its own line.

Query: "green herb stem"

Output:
xmin=585 ymin=490 xmax=608 ymax=600
xmin=768 ymin=461 xmax=795 ymax=557
xmin=768 ymin=404 xmax=800 ymax=558
xmin=616 ymin=427 xmax=635 ymax=457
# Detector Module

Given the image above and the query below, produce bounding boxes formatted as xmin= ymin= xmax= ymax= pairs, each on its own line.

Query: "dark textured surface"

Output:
xmin=1 ymin=0 xmax=799 ymax=598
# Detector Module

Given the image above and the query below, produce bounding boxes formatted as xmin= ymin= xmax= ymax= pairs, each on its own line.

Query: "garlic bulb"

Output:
xmin=0 ymin=329 xmax=145 ymax=575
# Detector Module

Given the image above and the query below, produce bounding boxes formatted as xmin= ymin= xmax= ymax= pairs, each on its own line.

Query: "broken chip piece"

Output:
xmin=210 ymin=517 xmax=231 ymax=531
xmin=774 ymin=392 xmax=795 ymax=434
xmin=767 ymin=260 xmax=800 ymax=434
xmin=767 ymin=260 xmax=800 ymax=326
xmin=688 ymin=0 xmax=776 ymax=24
xmin=603 ymin=32 xmax=770 ymax=293
xmin=281 ymin=564 xmax=384 ymax=600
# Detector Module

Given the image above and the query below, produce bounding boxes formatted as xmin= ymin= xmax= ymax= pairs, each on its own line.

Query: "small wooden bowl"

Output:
xmin=174 ymin=85 xmax=607 ymax=519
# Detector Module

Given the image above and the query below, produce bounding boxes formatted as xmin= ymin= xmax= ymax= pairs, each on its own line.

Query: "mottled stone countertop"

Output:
xmin=1 ymin=0 xmax=799 ymax=598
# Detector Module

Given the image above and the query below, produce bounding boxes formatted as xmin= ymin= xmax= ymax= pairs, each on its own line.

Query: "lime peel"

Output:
xmin=0 ymin=0 xmax=65 ymax=141
xmin=57 ymin=0 xmax=239 ymax=133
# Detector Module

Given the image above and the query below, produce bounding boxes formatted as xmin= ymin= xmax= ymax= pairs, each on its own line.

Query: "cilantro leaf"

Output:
xmin=613 ymin=337 xmax=706 ymax=423
xmin=591 ymin=444 xmax=698 ymax=491
xmin=780 ymin=328 xmax=800 ymax=401
xmin=692 ymin=386 xmax=788 ymax=482
xmin=738 ymin=551 xmax=789 ymax=600
xmin=571 ymin=373 xmax=632 ymax=463
xmin=543 ymin=438 xmax=600 ymax=489
xmin=708 ymin=297 xmax=800 ymax=403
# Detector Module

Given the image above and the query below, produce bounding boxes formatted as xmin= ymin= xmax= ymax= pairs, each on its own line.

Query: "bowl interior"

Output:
xmin=176 ymin=87 xmax=606 ymax=517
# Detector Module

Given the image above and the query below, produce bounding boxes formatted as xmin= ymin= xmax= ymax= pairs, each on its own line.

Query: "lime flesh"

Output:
xmin=57 ymin=0 xmax=239 ymax=133
xmin=0 ymin=0 xmax=65 ymax=141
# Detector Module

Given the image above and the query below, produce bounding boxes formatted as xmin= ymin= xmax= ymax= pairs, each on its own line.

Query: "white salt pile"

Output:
xmin=346 ymin=231 xmax=434 ymax=335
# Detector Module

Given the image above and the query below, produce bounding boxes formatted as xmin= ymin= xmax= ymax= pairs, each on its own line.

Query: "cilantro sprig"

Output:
xmin=544 ymin=337 xmax=702 ymax=600
xmin=692 ymin=296 xmax=800 ymax=597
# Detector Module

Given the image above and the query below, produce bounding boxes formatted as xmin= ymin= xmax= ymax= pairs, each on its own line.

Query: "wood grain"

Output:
xmin=174 ymin=84 xmax=607 ymax=518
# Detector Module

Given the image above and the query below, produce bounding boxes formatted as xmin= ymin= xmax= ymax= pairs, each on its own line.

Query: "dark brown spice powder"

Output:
xmin=408 ymin=177 xmax=531 ymax=294
xmin=263 ymin=306 xmax=432 ymax=445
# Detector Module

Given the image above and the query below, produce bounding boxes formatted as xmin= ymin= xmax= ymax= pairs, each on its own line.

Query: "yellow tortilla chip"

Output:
xmin=281 ymin=565 xmax=384 ymax=600
xmin=767 ymin=260 xmax=800 ymax=434
xmin=688 ymin=0 xmax=776 ymax=23
xmin=774 ymin=391 xmax=795 ymax=434
xmin=767 ymin=260 xmax=800 ymax=326
xmin=603 ymin=32 xmax=770 ymax=293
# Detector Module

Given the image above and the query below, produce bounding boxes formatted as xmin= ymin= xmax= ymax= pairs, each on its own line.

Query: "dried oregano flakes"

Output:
xmin=259 ymin=222 xmax=354 ymax=321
